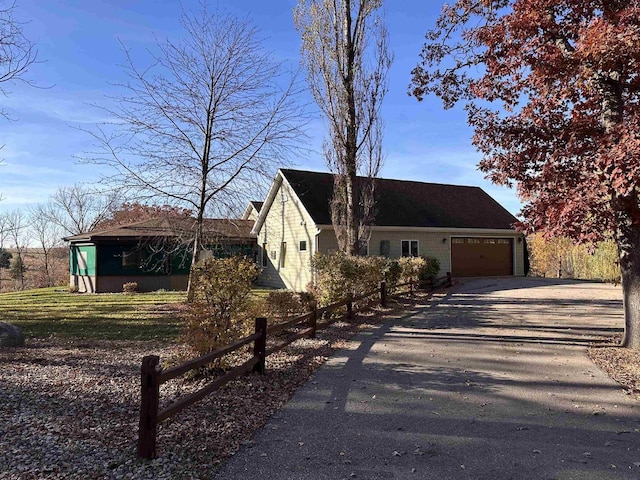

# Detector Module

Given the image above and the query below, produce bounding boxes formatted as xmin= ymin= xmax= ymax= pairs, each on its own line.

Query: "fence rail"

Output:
xmin=137 ymin=273 xmax=452 ymax=459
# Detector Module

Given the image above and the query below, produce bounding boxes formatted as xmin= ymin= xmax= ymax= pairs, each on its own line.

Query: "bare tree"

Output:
xmin=44 ymin=183 xmax=120 ymax=236
xmin=83 ymin=4 xmax=306 ymax=295
xmin=29 ymin=204 xmax=64 ymax=287
xmin=294 ymin=0 xmax=392 ymax=255
xmin=0 ymin=0 xmax=38 ymax=119
xmin=5 ymin=209 xmax=28 ymax=289
xmin=0 ymin=211 xmax=10 ymax=289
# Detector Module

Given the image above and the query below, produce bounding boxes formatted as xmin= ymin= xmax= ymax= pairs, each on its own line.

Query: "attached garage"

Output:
xmin=252 ymin=169 xmax=526 ymax=290
xmin=451 ymin=237 xmax=514 ymax=277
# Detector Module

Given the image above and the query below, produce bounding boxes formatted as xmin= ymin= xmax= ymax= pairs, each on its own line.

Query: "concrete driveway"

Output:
xmin=211 ymin=277 xmax=640 ymax=480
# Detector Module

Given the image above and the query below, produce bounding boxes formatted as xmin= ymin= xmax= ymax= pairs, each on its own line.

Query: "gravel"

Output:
xmin=0 ymin=296 xmax=418 ymax=480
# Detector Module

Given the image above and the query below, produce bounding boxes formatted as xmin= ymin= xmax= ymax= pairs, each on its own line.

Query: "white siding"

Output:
xmin=319 ymin=229 xmax=525 ymax=277
xmin=256 ymin=182 xmax=318 ymax=291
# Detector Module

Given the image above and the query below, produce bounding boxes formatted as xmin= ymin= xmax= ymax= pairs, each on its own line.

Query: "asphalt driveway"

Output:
xmin=211 ymin=277 xmax=640 ymax=480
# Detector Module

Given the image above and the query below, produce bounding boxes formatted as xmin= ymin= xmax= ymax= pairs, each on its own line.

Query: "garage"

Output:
xmin=451 ymin=237 xmax=513 ymax=277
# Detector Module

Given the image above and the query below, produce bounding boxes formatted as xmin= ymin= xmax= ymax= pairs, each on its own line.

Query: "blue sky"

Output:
xmin=0 ymin=0 xmax=521 ymax=216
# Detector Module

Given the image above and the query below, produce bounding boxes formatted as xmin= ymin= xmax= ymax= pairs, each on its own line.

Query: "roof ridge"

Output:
xmin=279 ymin=168 xmax=484 ymax=190
xmin=278 ymin=168 xmax=518 ymax=229
xmin=84 ymin=216 xmax=166 ymax=236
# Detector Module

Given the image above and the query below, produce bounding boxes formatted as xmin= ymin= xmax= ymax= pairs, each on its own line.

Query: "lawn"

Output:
xmin=0 ymin=287 xmax=187 ymax=341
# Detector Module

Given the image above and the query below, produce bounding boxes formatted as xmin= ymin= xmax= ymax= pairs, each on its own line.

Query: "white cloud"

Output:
xmin=3 ymin=88 xmax=115 ymax=125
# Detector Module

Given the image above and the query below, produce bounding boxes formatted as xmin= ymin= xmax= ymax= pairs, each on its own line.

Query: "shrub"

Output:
xmin=122 ymin=282 xmax=138 ymax=294
xmin=398 ymin=256 xmax=425 ymax=284
xmin=382 ymin=259 xmax=402 ymax=289
xmin=264 ymin=290 xmax=313 ymax=323
xmin=8 ymin=255 xmax=26 ymax=281
xmin=182 ymin=257 xmax=260 ymax=361
xmin=0 ymin=248 xmax=11 ymax=269
xmin=398 ymin=256 xmax=440 ymax=287
xmin=418 ymin=256 xmax=440 ymax=286
xmin=265 ymin=290 xmax=306 ymax=322
xmin=309 ymin=252 xmax=389 ymax=307
xmin=308 ymin=252 xmax=442 ymax=308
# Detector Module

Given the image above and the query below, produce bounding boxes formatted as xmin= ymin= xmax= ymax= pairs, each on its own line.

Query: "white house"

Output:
xmin=252 ymin=169 xmax=526 ymax=291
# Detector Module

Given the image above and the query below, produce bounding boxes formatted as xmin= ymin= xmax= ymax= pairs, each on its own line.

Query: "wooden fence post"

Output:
xmin=346 ymin=293 xmax=353 ymax=319
xmin=253 ymin=317 xmax=267 ymax=375
xmin=309 ymin=301 xmax=318 ymax=338
xmin=380 ymin=281 xmax=387 ymax=307
xmin=138 ymin=355 xmax=160 ymax=460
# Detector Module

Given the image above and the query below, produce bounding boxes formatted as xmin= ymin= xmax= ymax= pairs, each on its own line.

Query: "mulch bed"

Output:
xmin=0 ymin=293 xmax=427 ymax=480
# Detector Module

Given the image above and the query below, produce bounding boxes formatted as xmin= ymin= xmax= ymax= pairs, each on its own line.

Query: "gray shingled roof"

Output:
xmin=280 ymin=169 xmax=518 ymax=229
xmin=250 ymin=201 xmax=264 ymax=213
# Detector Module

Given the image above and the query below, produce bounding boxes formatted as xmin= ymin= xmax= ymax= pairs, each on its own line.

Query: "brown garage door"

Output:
xmin=451 ymin=238 xmax=513 ymax=277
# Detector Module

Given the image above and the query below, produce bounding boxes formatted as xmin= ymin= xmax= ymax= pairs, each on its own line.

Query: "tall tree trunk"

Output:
xmin=186 ymin=215 xmax=204 ymax=302
xmin=615 ymin=195 xmax=640 ymax=349
xmin=345 ymin=172 xmax=358 ymax=255
xmin=43 ymin=249 xmax=51 ymax=287
xmin=344 ymin=0 xmax=359 ymax=256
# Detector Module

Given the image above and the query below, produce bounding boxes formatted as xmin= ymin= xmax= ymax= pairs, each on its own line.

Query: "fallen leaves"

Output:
xmin=0 ymin=295 xmax=424 ymax=479
xmin=588 ymin=344 xmax=640 ymax=400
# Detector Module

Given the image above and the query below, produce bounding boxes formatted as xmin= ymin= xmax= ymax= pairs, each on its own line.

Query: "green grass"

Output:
xmin=0 ymin=287 xmax=187 ymax=341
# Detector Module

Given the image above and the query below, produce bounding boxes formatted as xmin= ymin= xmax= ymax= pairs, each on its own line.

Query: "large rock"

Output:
xmin=0 ymin=322 xmax=25 ymax=347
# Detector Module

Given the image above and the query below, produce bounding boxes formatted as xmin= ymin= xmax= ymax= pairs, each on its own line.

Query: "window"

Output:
xmin=358 ymin=240 xmax=369 ymax=256
xmin=78 ymin=251 xmax=88 ymax=272
xmin=401 ymin=240 xmax=419 ymax=257
xmin=299 ymin=240 xmax=307 ymax=252
xmin=262 ymin=243 xmax=268 ymax=267
xmin=379 ymin=240 xmax=391 ymax=257
xmin=122 ymin=249 xmax=142 ymax=268
xmin=280 ymin=242 xmax=287 ymax=268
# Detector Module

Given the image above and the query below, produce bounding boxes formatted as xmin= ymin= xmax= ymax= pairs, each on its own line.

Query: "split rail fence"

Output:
xmin=138 ymin=273 xmax=452 ymax=459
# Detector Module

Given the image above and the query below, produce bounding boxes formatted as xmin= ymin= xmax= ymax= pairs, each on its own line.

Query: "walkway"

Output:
xmin=211 ymin=277 xmax=640 ymax=480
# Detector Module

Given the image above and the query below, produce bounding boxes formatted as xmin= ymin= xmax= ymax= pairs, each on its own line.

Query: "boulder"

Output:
xmin=0 ymin=322 xmax=25 ymax=347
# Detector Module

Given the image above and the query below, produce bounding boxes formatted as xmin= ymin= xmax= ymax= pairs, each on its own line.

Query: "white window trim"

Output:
xmin=401 ymin=239 xmax=419 ymax=257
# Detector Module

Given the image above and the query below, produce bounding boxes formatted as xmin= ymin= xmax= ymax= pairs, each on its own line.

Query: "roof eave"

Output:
xmin=316 ymin=225 xmax=521 ymax=234
xmin=251 ymin=171 xmax=284 ymax=234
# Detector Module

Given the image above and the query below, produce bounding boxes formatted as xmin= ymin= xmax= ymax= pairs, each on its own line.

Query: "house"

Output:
xmin=252 ymin=169 xmax=526 ymax=291
xmin=64 ymin=217 xmax=256 ymax=293
xmin=242 ymin=201 xmax=263 ymax=222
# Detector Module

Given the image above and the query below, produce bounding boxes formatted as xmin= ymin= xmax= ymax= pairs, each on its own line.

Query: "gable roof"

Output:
xmin=64 ymin=217 xmax=256 ymax=242
xmin=242 ymin=201 xmax=264 ymax=220
xmin=276 ymin=169 xmax=518 ymax=230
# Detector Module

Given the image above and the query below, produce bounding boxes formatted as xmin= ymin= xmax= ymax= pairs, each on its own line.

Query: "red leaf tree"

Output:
xmin=411 ymin=0 xmax=640 ymax=348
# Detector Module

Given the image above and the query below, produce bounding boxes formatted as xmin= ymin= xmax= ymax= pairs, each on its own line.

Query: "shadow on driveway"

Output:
xmin=211 ymin=278 xmax=639 ymax=480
